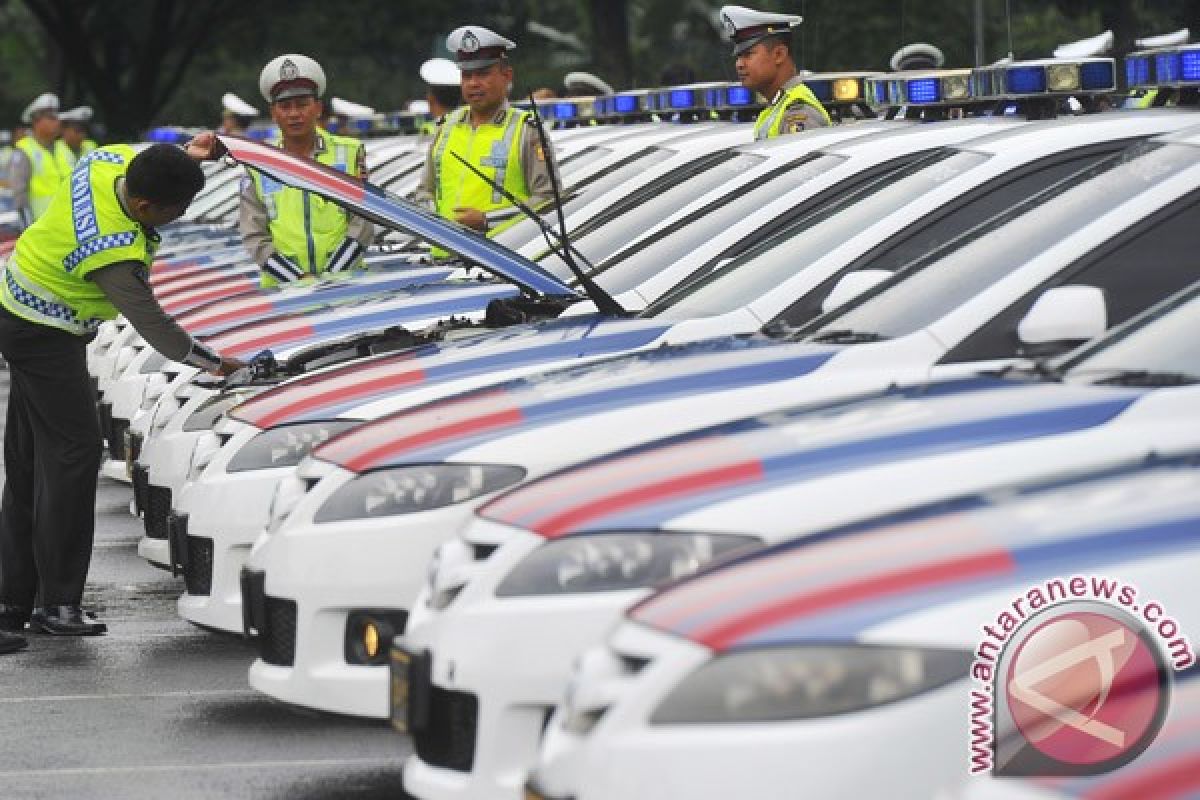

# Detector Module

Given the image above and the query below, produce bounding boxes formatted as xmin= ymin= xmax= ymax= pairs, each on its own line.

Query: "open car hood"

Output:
xmin=217 ymin=134 xmax=577 ymax=298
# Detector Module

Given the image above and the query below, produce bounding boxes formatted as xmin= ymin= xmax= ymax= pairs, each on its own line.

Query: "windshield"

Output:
xmin=649 ymin=150 xmax=989 ymax=320
xmin=810 ymin=142 xmax=1198 ymax=340
xmin=491 ymin=146 xmax=676 ymax=252
xmin=535 ymin=152 xmax=767 ymax=288
xmin=1062 ymin=286 xmax=1200 ymax=380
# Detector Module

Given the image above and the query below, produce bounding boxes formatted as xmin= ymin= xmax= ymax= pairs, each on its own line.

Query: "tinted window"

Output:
xmin=1062 ymin=288 xmax=1200 ymax=378
xmin=811 ymin=142 xmax=1198 ymax=341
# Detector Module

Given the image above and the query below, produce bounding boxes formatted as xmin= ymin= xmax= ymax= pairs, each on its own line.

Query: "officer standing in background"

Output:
xmin=240 ymin=54 xmax=373 ymax=287
xmin=419 ymin=57 xmax=462 ymax=137
xmin=58 ymin=106 xmax=98 ymax=168
xmin=219 ymin=92 xmax=259 ymax=135
xmin=413 ymin=26 xmax=559 ymax=238
xmin=9 ymin=93 xmax=70 ymax=229
xmin=720 ymin=5 xmax=830 ymax=140
xmin=0 ymin=136 xmax=242 ymax=646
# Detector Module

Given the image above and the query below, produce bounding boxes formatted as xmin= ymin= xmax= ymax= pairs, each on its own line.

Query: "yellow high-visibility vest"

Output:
xmin=16 ymin=136 xmax=72 ymax=220
xmin=754 ymin=82 xmax=831 ymax=140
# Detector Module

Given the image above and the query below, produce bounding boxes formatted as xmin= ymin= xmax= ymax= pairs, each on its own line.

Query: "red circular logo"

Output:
xmin=1004 ymin=609 xmax=1169 ymax=772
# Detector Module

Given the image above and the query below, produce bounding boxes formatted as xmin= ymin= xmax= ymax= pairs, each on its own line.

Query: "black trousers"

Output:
xmin=0 ymin=305 xmax=102 ymax=607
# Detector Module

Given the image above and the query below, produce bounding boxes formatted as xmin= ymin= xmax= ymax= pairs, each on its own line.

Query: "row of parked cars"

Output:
xmin=82 ymin=44 xmax=1200 ymax=800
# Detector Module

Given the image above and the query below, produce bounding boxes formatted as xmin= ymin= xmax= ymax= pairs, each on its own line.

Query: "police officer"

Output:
xmin=720 ymin=5 xmax=830 ymax=140
xmin=0 ymin=136 xmax=242 ymax=640
xmin=889 ymin=42 xmax=945 ymax=72
xmin=413 ymin=26 xmax=559 ymax=238
xmin=58 ymin=106 xmax=98 ymax=169
xmin=9 ymin=93 xmax=71 ymax=229
xmin=219 ymin=92 xmax=258 ymax=135
xmin=419 ymin=57 xmax=462 ymax=138
xmin=240 ymin=54 xmax=373 ymax=287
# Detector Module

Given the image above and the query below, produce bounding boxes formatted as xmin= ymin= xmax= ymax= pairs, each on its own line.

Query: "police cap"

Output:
xmin=21 ymin=92 xmax=59 ymax=124
xmin=720 ymin=5 xmax=802 ymax=57
xmin=259 ymin=54 xmax=327 ymax=103
xmin=889 ymin=43 xmax=945 ymax=72
xmin=447 ymin=26 xmax=516 ymax=71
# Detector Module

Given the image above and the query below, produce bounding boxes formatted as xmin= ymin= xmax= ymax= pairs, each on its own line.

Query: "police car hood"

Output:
xmin=313 ymin=335 xmax=842 ymax=472
xmin=230 ymin=315 xmax=675 ymax=429
xmin=217 ymin=134 xmax=576 ymax=298
xmin=479 ymin=378 xmax=1148 ymax=539
xmin=629 ymin=457 xmax=1200 ymax=653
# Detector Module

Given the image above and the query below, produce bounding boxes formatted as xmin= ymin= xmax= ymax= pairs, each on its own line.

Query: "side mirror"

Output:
xmin=821 ymin=269 xmax=892 ymax=314
xmin=1017 ymin=285 xmax=1107 ymax=356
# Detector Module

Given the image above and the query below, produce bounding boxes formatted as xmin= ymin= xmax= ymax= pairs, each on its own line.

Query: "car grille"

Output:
xmin=143 ymin=484 xmax=172 ymax=540
xmin=131 ymin=464 xmax=149 ymax=516
xmin=258 ymin=595 xmax=297 ymax=667
xmin=413 ymin=687 xmax=478 ymax=772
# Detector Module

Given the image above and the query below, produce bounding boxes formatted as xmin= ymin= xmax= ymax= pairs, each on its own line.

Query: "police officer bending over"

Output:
xmin=240 ymin=54 xmax=374 ymax=288
xmin=413 ymin=25 xmax=559 ymax=240
xmin=721 ymin=5 xmax=830 ymax=140
xmin=0 ymin=138 xmax=241 ymax=650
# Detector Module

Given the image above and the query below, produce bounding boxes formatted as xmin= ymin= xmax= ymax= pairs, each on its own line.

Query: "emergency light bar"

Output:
xmin=865 ymin=69 xmax=973 ymax=109
xmin=802 ymin=72 xmax=878 ymax=106
xmin=1125 ymin=43 xmax=1200 ymax=89
xmin=970 ymin=58 xmax=1116 ymax=100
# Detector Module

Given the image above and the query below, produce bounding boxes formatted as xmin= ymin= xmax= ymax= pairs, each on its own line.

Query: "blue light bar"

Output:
xmin=804 ymin=79 xmax=832 ymax=103
xmin=668 ymin=89 xmax=696 ymax=109
xmin=1126 ymin=56 xmax=1151 ymax=87
xmin=352 ymin=118 xmax=371 ymax=133
xmin=614 ymin=94 xmax=639 ymax=113
xmin=1185 ymin=49 xmax=1200 ymax=81
xmin=724 ymin=86 xmax=754 ymax=106
xmin=905 ymin=77 xmax=940 ymax=104
xmin=872 ymin=81 xmax=888 ymax=104
xmin=1155 ymin=52 xmax=1182 ymax=83
xmin=1079 ymin=60 xmax=1116 ymax=90
xmin=1005 ymin=66 xmax=1047 ymax=93
xmin=553 ymin=102 xmax=578 ymax=119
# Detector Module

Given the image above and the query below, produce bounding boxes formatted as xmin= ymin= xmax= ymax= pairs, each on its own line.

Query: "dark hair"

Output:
xmin=126 ymin=143 xmax=205 ymax=207
xmin=429 ymin=84 xmax=462 ymax=110
xmin=762 ymin=33 xmax=792 ymax=55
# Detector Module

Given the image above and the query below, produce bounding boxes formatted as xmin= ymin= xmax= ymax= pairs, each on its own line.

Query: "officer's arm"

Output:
xmin=344 ymin=144 xmax=374 ymax=248
xmin=237 ymin=173 xmax=275 ymax=266
xmin=410 ymin=136 xmax=438 ymax=211
xmin=90 ymin=262 xmax=240 ymax=374
xmin=518 ymin=119 xmax=559 ymax=210
xmin=8 ymin=150 xmax=31 ymax=229
xmin=778 ymin=102 xmax=830 ymax=134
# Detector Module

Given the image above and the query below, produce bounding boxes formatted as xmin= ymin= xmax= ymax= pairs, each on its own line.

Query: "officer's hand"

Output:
xmin=185 ymin=132 xmax=226 ymax=161
xmin=215 ymin=357 xmax=247 ymax=377
xmin=452 ymin=207 xmax=488 ymax=231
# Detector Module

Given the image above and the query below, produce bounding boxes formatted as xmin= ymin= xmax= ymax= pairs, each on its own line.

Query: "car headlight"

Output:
xmin=226 ymin=420 xmax=358 ymax=472
xmin=187 ymin=432 xmax=223 ymax=480
xmin=495 ymin=532 xmax=758 ymax=597
xmin=150 ymin=394 xmax=181 ymax=432
xmin=650 ymin=645 xmax=971 ymax=724
xmin=183 ymin=389 xmax=260 ymax=432
xmin=314 ymin=464 xmax=526 ymax=523
xmin=266 ymin=472 xmax=313 ymax=532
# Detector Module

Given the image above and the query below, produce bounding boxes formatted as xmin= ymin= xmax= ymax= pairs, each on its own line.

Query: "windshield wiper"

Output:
xmin=806 ymin=328 xmax=889 ymax=344
xmin=1088 ymin=369 xmax=1200 ymax=387
xmin=988 ymin=360 xmax=1064 ymax=382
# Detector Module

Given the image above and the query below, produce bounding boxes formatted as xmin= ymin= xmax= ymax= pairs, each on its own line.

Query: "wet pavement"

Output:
xmin=0 ymin=398 xmax=412 ymax=798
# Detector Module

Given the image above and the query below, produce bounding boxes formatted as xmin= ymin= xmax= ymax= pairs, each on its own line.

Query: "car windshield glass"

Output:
xmin=535 ymin=152 xmax=766 ymax=288
xmin=1062 ymin=288 xmax=1200 ymax=379
xmin=809 ymin=142 xmax=1197 ymax=339
xmin=492 ymin=146 xmax=676 ymax=251
xmin=649 ymin=150 xmax=989 ymax=320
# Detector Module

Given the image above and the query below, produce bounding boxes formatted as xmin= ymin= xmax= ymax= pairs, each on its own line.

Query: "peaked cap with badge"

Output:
xmin=21 ymin=92 xmax=59 ymax=124
xmin=720 ymin=5 xmax=803 ymax=56
xmin=420 ymin=57 xmax=462 ymax=87
xmin=889 ymin=42 xmax=945 ymax=72
xmin=259 ymin=54 xmax=327 ymax=103
xmin=446 ymin=26 xmax=516 ymax=71
xmin=58 ymin=106 xmax=93 ymax=124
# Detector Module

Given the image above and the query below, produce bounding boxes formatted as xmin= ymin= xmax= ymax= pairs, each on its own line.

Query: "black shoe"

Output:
xmin=29 ymin=605 xmax=107 ymax=636
xmin=0 ymin=603 xmax=30 ymax=632
xmin=0 ymin=630 xmax=27 ymax=653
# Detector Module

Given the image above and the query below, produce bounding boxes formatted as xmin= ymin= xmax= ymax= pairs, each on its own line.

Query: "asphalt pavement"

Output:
xmin=0 ymin=373 xmax=412 ymax=800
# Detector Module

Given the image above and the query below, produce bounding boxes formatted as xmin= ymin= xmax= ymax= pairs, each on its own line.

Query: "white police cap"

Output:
xmin=1053 ymin=30 xmax=1113 ymax=59
xmin=563 ymin=71 xmax=614 ymax=96
xmin=330 ymin=97 xmax=375 ymax=118
xmin=1136 ymin=29 xmax=1190 ymax=49
xmin=447 ymin=26 xmax=516 ymax=71
xmin=259 ymin=54 xmax=327 ymax=103
xmin=21 ymin=92 xmax=59 ymax=124
xmin=222 ymin=92 xmax=259 ymax=117
xmin=720 ymin=5 xmax=802 ymax=56
xmin=59 ymin=105 xmax=93 ymax=124
xmin=420 ymin=57 xmax=461 ymax=87
xmin=889 ymin=42 xmax=945 ymax=72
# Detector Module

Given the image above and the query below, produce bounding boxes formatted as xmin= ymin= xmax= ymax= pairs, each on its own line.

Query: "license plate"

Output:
xmin=389 ymin=641 xmax=431 ymax=735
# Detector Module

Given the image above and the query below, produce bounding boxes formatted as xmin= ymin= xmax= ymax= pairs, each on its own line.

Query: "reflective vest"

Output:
xmin=753 ymin=81 xmax=831 ymax=140
xmin=15 ymin=136 xmax=72 ymax=220
xmin=432 ymin=106 xmax=530 ymax=218
xmin=2 ymin=146 xmax=159 ymax=335
xmin=250 ymin=129 xmax=365 ymax=287
xmin=59 ymin=139 xmax=99 ymax=170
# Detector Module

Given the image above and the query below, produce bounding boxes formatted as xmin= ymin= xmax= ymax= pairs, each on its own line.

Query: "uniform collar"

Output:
xmin=271 ymin=128 xmax=329 ymax=158
xmin=457 ymin=101 xmax=511 ymax=127
xmin=770 ymin=74 xmax=807 ymax=105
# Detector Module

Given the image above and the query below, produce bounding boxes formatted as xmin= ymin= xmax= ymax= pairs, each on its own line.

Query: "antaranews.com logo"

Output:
xmin=968 ymin=574 xmax=1193 ymax=776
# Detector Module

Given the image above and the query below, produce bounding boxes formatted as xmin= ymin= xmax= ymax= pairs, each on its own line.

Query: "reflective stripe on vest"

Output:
xmin=16 ymin=137 xmax=71 ymax=220
xmin=0 ymin=257 xmax=101 ymax=335
xmin=250 ymin=129 xmax=363 ymax=286
xmin=753 ymin=82 xmax=831 ymax=140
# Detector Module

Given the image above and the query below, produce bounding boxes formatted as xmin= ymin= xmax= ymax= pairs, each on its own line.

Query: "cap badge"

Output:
xmin=280 ymin=59 xmax=298 ymax=81
xmin=462 ymin=31 xmax=480 ymax=53
xmin=721 ymin=12 xmax=735 ymax=37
